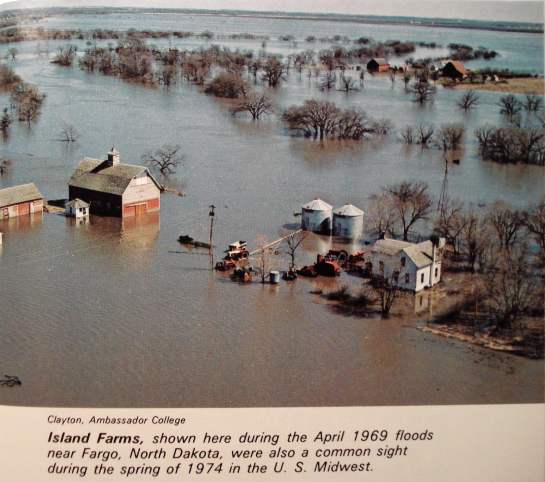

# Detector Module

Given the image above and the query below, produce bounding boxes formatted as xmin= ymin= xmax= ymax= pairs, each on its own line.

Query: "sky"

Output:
xmin=0 ymin=0 xmax=542 ymax=23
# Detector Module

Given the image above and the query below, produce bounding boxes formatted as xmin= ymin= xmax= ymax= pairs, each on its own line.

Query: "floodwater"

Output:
xmin=0 ymin=13 xmax=543 ymax=407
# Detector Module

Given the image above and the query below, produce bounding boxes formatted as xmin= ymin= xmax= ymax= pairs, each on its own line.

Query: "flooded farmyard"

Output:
xmin=0 ymin=6 xmax=543 ymax=407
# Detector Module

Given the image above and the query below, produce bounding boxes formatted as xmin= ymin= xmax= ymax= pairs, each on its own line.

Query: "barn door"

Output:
xmin=135 ymin=203 xmax=147 ymax=216
xmin=18 ymin=202 xmax=30 ymax=216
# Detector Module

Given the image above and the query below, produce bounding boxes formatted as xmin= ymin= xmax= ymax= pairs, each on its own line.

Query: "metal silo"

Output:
xmin=301 ymin=198 xmax=333 ymax=234
xmin=332 ymin=204 xmax=364 ymax=239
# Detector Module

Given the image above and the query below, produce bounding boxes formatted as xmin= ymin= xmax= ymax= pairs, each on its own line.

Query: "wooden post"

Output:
xmin=208 ymin=205 xmax=215 ymax=254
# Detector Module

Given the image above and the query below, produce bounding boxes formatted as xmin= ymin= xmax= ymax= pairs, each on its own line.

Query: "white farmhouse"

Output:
xmin=368 ymin=238 xmax=445 ymax=292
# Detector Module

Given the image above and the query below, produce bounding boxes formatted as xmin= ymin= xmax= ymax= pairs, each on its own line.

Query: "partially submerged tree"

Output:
xmin=52 ymin=45 xmax=78 ymax=66
xmin=142 ymin=144 xmax=184 ymax=175
xmin=367 ymin=192 xmax=397 ymax=239
xmin=371 ymin=274 xmax=400 ymax=318
xmin=522 ymin=200 xmax=545 ymax=253
xmin=261 ymin=57 xmax=286 ymax=87
xmin=457 ymin=90 xmax=479 ymax=111
xmin=319 ymin=71 xmax=336 ymax=91
xmin=204 ymin=72 xmax=247 ymax=98
xmin=282 ymin=99 xmax=340 ymax=141
xmin=411 ymin=80 xmax=436 ymax=104
xmin=523 ymin=92 xmax=543 ymax=113
xmin=231 ymin=92 xmax=273 ymax=120
xmin=498 ymin=94 xmax=523 ymax=119
xmin=282 ymin=230 xmax=307 ymax=270
xmin=0 ymin=107 xmax=12 ymax=133
xmin=59 ymin=122 xmax=80 ymax=143
xmin=486 ymin=201 xmax=524 ymax=251
xmin=0 ymin=158 xmax=11 ymax=176
xmin=436 ymin=123 xmax=465 ymax=151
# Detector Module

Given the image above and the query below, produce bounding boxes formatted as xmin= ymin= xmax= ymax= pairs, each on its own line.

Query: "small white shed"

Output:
xmin=65 ymin=198 xmax=90 ymax=219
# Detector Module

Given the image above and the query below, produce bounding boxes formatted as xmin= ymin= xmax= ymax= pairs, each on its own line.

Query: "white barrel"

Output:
xmin=269 ymin=271 xmax=281 ymax=284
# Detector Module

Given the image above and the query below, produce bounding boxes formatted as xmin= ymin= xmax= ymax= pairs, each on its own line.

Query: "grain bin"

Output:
xmin=301 ymin=198 xmax=333 ymax=234
xmin=332 ymin=204 xmax=364 ymax=239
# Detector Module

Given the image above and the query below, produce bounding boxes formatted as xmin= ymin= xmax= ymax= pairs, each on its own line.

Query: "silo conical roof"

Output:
xmin=302 ymin=198 xmax=333 ymax=211
xmin=333 ymin=204 xmax=364 ymax=216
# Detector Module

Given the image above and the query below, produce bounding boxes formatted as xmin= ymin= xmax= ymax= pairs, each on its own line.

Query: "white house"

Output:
xmin=368 ymin=238 xmax=445 ymax=292
xmin=65 ymin=198 xmax=90 ymax=219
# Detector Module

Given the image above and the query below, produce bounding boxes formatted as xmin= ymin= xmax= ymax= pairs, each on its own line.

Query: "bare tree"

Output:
xmin=522 ymin=200 xmax=545 ymax=253
xmin=486 ymin=201 xmax=524 ymax=251
xmin=457 ymin=90 xmax=479 ymax=111
xmin=231 ymin=92 xmax=273 ymax=120
xmin=7 ymin=47 xmax=18 ymax=61
xmin=367 ymin=192 xmax=397 ymax=239
xmin=10 ymin=82 xmax=45 ymax=126
xmin=415 ymin=124 xmax=435 ymax=147
xmin=371 ymin=274 xmax=400 ymax=318
xmin=59 ymin=122 xmax=80 ymax=142
xmin=400 ymin=125 xmax=415 ymax=144
xmin=255 ymin=235 xmax=274 ymax=283
xmin=483 ymin=245 xmax=541 ymax=331
xmin=0 ymin=107 xmax=12 ymax=133
xmin=52 ymin=45 xmax=78 ymax=66
xmin=460 ymin=209 xmax=489 ymax=272
xmin=523 ymin=92 xmax=543 ymax=113
xmin=436 ymin=123 xmax=465 ymax=151
xmin=338 ymin=74 xmax=359 ymax=92
xmin=143 ymin=144 xmax=184 ymax=174
xmin=336 ymin=108 xmax=370 ymax=140
xmin=370 ymin=119 xmax=393 ymax=136
xmin=319 ymin=71 xmax=336 ymax=91
xmin=498 ymin=94 xmax=522 ymax=118
xmin=384 ymin=181 xmax=432 ymax=241
xmin=204 ymin=72 xmax=247 ymax=98
xmin=0 ymin=158 xmax=11 ymax=176
xmin=283 ymin=99 xmax=340 ymax=141
xmin=282 ymin=230 xmax=307 ymax=270
xmin=261 ymin=57 xmax=286 ymax=87
xmin=434 ymin=197 xmax=467 ymax=253
xmin=411 ymin=80 xmax=436 ymax=104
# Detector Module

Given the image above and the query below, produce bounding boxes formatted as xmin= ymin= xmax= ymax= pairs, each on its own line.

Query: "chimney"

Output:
xmin=106 ymin=147 xmax=120 ymax=166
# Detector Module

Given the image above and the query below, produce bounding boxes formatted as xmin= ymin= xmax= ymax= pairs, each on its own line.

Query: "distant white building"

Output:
xmin=65 ymin=198 xmax=90 ymax=219
xmin=368 ymin=238 xmax=446 ymax=293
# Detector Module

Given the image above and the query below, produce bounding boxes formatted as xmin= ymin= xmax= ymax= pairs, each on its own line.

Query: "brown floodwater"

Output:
xmin=0 ymin=19 xmax=543 ymax=407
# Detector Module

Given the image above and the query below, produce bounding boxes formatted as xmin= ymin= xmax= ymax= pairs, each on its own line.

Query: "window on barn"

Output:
xmin=405 ymin=273 xmax=410 ymax=284
xmin=421 ymin=273 xmax=425 ymax=283
xmin=401 ymin=257 xmax=406 ymax=267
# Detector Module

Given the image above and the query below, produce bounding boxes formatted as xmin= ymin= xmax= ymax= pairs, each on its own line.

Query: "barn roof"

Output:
xmin=0 ymin=183 xmax=43 ymax=208
xmin=368 ymin=58 xmax=389 ymax=65
xmin=69 ymin=158 xmax=161 ymax=196
xmin=302 ymin=198 xmax=332 ymax=211
xmin=333 ymin=204 xmax=364 ymax=217
xmin=444 ymin=60 xmax=467 ymax=75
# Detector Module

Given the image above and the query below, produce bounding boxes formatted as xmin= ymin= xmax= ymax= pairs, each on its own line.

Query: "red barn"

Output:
xmin=367 ymin=58 xmax=390 ymax=73
xmin=0 ymin=183 xmax=44 ymax=220
xmin=68 ymin=148 xmax=161 ymax=218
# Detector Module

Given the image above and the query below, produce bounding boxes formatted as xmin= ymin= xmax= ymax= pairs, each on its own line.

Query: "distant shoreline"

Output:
xmin=4 ymin=7 xmax=544 ymax=35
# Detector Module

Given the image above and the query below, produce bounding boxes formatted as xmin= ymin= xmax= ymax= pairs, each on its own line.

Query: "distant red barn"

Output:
xmin=442 ymin=60 xmax=467 ymax=79
xmin=367 ymin=58 xmax=390 ymax=73
xmin=0 ymin=183 xmax=44 ymax=220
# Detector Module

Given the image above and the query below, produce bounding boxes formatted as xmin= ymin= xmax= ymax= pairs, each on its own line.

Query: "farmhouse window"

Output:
xmin=435 ymin=267 xmax=438 ymax=278
xmin=405 ymin=273 xmax=410 ymax=283
xmin=420 ymin=273 xmax=425 ymax=283
xmin=401 ymin=257 xmax=406 ymax=267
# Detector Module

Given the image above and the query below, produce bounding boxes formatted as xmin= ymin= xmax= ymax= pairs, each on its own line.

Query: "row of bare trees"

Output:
xmin=282 ymin=99 xmax=392 ymax=141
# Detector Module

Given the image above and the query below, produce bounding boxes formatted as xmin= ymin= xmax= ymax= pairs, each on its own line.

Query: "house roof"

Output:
xmin=372 ymin=238 xmax=445 ymax=269
xmin=302 ymin=198 xmax=332 ymax=211
xmin=444 ymin=60 xmax=467 ymax=75
xmin=372 ymin=238 xmax=413 ymax=256
xmin=68 ymin=158 xmax=161 ymax=196
xmin=0 ymin=183 xmax=43 ymax=208
xmin=334 ymin=204 xmax=364 ymax=217
xmin=368 ymin=58 xmax=389 ymax=65
xmin=66 ymin=198 xmax=89 ymax=209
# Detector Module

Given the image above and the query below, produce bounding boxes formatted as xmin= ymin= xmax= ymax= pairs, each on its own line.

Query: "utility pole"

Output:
xmin=208 ymin=205 xmax=215 ymax=254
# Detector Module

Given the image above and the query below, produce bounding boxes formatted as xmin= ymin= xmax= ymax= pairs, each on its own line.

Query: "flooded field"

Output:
xmin=0 ymin=12 xmax=543 ymax=407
